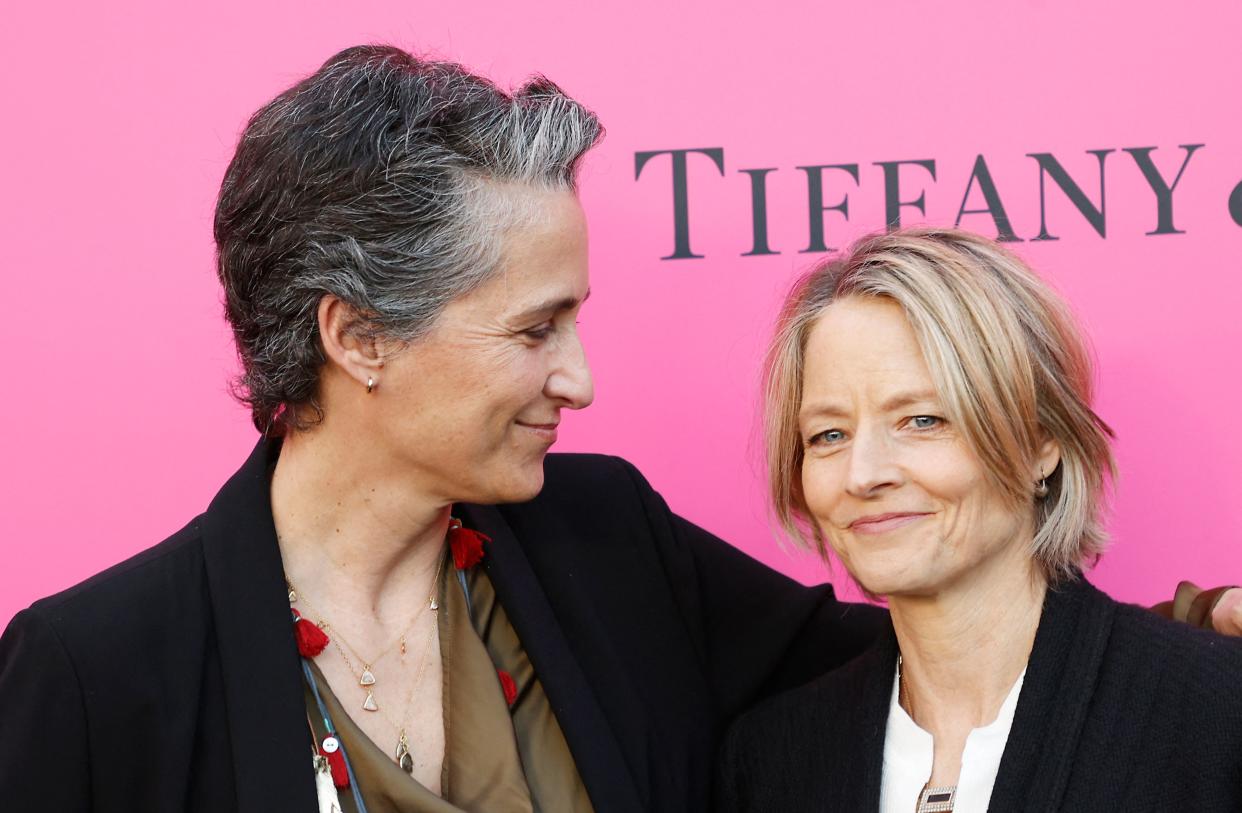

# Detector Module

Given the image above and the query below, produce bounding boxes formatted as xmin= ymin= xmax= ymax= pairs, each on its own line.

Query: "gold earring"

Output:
xmin=366 ymin=377 xmax=375 ymax=394
xmin=1035 ymin=475 xmax=1049 ymax=498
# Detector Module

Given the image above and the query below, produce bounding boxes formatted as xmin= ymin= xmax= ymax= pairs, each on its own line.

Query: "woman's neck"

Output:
xmin=889 ymin=544 xmax=1047 ymax=738
xmin=270 ymin=424 xmax=450 ymax=625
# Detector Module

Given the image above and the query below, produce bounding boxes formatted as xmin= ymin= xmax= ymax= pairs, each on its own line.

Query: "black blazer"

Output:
xmin=715 ymin=577 xmax=1242 ymax=812
xmin=0 ymin=439 xmax=885 ymax=812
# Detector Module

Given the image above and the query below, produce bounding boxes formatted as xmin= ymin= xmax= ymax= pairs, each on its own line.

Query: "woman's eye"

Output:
xmin=908 ymin=415 xmax=942 ymax=430
xmin=522 ymin=324 xmax=554 ymax=340
xmin=809 ymin=429 xmax=846 ymax=446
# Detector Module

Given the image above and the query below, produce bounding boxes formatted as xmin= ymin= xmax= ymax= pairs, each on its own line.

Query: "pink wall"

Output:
xmin=3 ymin=1 xmax=1241 ymax=625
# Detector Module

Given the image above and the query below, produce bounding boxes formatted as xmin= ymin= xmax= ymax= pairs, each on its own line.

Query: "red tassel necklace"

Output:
xmin=290 ymin=518 xmax=504 ymax=784
xmin=287 ymin=517 xmax=495 ymax=776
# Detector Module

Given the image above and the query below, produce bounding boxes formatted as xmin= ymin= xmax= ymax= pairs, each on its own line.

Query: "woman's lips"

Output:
xmin=848 ymin=512 xmax=932 ymax=535
xmin=517 ymin=422 xmax=559 ymax=443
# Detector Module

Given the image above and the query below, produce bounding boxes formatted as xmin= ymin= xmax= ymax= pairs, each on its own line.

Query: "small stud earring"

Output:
xmin=366 ymin=377 xmax=375 ymax=394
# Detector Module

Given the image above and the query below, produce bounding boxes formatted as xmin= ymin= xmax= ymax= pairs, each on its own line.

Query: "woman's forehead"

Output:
xmin=804 ymin=299 xmax=934 ymax=384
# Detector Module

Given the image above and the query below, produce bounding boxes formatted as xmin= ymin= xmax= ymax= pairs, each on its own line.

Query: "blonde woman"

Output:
xmin=715 ymin=228 xmax=1242 ymax=812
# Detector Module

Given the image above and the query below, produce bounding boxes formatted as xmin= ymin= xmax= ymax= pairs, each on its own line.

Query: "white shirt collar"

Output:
xmin=880 ymin=661 xmax=1025 ymax=813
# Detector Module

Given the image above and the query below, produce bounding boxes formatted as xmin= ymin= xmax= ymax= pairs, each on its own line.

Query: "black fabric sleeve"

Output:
xmin=615 ymin=457 xmax=887 ymax=719
xmin=0 ymin=608 xmax=92 ymax=810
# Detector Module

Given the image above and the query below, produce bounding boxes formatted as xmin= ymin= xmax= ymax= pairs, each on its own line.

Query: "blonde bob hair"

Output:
xmin=765 ymin=227 xmax=1115 ymax=582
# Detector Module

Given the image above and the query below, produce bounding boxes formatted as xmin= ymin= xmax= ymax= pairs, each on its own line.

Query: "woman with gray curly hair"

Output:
xmin=715 ymin=228 xmax=1242 ymax=812
xmin=0 ymin=45 xmax=890 ymax=813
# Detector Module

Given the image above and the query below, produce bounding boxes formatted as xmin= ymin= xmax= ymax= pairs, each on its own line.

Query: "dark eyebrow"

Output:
xmin=510 ymin=288 xmax=590 ymax=322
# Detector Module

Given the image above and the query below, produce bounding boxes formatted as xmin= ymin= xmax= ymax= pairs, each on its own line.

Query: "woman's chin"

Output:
xmin=480 ymin=464 xmax=546 ymax=505
xmin=844 ymin=559 xmax=944 ymax=601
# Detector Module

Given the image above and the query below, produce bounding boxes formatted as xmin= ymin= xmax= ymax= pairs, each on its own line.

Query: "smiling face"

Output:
xmin=798 ymin=296 xmax=1040 ymax=598
xmin=369 ymin=187 xmax=593 ymax=504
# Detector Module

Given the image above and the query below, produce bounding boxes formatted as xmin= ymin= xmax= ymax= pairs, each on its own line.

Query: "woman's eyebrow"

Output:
xmin=799 ymin=390 xmax=939 ymax=421
xmin=879 ymin=391 xmax=940 ymax=411
xmin=799 ymin=400 xmax=849 ymax=421
xmin=510 ymin=289 xmax=591 ymax=322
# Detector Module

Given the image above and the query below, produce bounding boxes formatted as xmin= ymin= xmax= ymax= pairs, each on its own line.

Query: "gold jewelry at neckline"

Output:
xmin=897 ymin=653 xmax=914 ymax=720
xmin=286 ymin=563 xmax=440 ymax=711
xmin=384 ymin=626 xmax=437 ymax=774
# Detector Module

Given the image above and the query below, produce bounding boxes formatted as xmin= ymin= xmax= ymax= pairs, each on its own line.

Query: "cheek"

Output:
xmin=928 ymin=466 xmax=1016 ymax=551
xmin=909 ymin=443 xmax=984 ymax=508
xmin=800 ymin=457 xmax=846 ymax=526
xmin=495 ymin=347 xmax=554 ymax=395
xmin=460 ymin=355 xmax=548 ymax=422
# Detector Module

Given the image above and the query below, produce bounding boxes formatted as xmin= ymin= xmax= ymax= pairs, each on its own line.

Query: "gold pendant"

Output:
xmin=395 ymin=732 xmax=415 ymax=774
xmin=359 ymin=668 xmax=376 ymax=687
xmin=362 ymin=691 xmax=378 ymax=712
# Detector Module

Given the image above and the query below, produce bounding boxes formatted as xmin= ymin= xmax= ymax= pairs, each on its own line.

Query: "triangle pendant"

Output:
xmin=359 ymin=669 xmax=376 ymax=687
xmin=362 ymin=692 xmax=378 ymax=712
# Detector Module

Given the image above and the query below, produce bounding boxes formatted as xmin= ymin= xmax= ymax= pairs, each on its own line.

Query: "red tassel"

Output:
xmin=291 ymin=609 xmax=330 ymax=658
xmin=321 ymin=735 xmax=349 ymax=788
xmin=497 ymin=669 xmax=517 ymax=707
xmin=450 ymin=525 xmax=490 ymax=570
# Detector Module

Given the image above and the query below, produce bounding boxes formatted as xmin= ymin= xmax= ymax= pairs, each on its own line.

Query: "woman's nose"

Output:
xmin=546 ymin=331 xmax=594 ymax=409
xmin=844 ymin=427 xmax=901 ymax=497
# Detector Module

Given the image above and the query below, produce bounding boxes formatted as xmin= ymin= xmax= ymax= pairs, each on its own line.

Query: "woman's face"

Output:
xmin=798 ymin=297 xmax=1038 ymax=598
xmin=372 ymin=188 xmax=593 ymax=505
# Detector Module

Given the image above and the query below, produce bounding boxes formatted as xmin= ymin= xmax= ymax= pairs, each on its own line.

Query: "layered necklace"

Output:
xmin=288 ymin=565 xmax=441 ymax=774
xmin=897 ymin=654 xmax=957 ymax=813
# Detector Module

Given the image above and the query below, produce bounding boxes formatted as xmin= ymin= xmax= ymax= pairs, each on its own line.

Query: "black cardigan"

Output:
xmin=0 ymin=439 xmax=885 ymax=812
xmin=715 ymin=577 xmax=1242 ymax=812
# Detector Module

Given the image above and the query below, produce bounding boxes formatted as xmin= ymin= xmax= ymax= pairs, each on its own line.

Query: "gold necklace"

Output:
xmin=380 ymin=623 xmax=437 ymax=774
xmin=897 ymin=653 xmax=914 ymax=719
xmin=287 ymin=566 xmax=440 ymax=712
xmin=331 ymin=609 xmax=436 ymax=772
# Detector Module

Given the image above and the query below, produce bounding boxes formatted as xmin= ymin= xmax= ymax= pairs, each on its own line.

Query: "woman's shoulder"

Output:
xmin=1053 ymin=581 xmax=1242 ymax=725
xmin=1066 ymin=588 xmax=1242 ymax=806
xmin=10 ymin=515 xmax=211 ymax=653
xmin=1108 ymin=591 xmax=1242 ymax=674
xmin=1106 ymin=595 xmax=1242 ymax=726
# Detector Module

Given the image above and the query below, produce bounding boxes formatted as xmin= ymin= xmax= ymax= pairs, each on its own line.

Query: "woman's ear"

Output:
xmin=1034 ymin=434 xmax=1062 ymax=483
xmin=317 ymin=295 xmax=385 ymax=390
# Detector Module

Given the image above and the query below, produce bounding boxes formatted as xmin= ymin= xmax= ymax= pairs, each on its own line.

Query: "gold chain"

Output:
xmin=287 ymin=557 xmax=442 ymax=720
xmin=288 ymin=566 xmax=439 ymax=673
xmin=376 ymin=622 xmax=437 ymax=737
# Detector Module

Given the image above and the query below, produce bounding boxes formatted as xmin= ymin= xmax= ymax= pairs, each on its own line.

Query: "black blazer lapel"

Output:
xmin=828 ymin=628 xmax=896 ymax=812
xmin=989 ymin=578 xmax=1116 ymax=812
xmin=458 ymin=502 xmax=646 ymax=813
xmin=201 ymin=439 xmax=317 ymax=812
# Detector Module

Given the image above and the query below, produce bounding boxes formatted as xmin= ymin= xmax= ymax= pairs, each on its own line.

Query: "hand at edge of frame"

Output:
xmin=1211 ymin=587 xmax=1242 ymax=637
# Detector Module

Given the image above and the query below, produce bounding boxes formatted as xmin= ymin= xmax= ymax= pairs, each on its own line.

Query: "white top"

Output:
xmin=879 ymin=664 xmax=1025 ymax=813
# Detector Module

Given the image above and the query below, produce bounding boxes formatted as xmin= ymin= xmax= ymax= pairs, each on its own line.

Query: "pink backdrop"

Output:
xmin=3 ymin=1 xmax=1241 ymax=626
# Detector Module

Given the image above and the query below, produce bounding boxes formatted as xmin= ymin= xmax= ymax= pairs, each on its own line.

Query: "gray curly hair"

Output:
xmin=214 ymin=45 xmax=603 ymax=433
